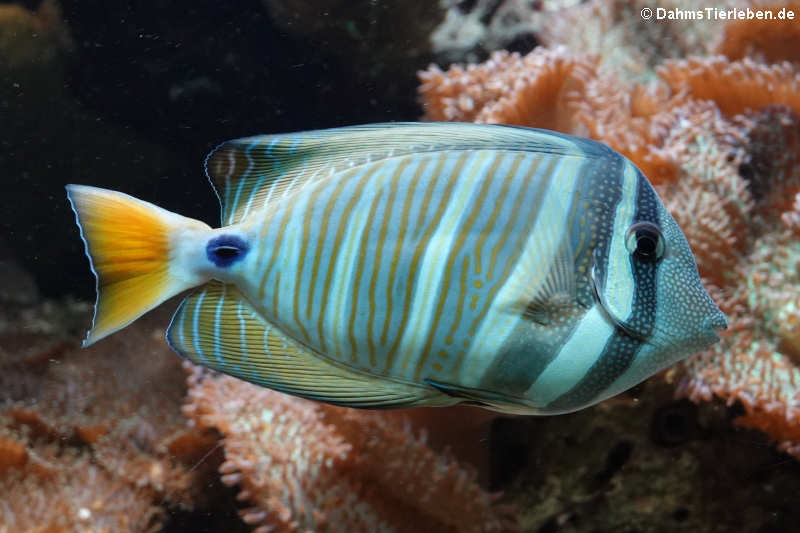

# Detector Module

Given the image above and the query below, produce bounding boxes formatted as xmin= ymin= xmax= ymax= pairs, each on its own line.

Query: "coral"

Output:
xmin=640 ymin=90 xmax=800 ymax=460
xmin=736 ymin=105 xmax=800 ymax=220
xmin=715 ymin=4 xmax=800 ymax=64
xmin=653 ymin=102 xmax=753 ymax=286
xmin=0 ymin=0 xmax=71 ymax=77
xmin=677 ymin=236 xmax=800 ymax=456
xmin=429 ymin=0 xmax=546 ymax=64
xmin=0 ymin=431 xmax=163 ymax=533
xmin=1 ymin=292 xmax=508 ymax=532
xmin=427 ymin=0 xmax=722 ymax=74
xmin=419 ymin=46 xmax=595 ymax=130
xmin=574 ymin=78 xmax=690 ymax=184
xmin=535 ymin=0 xmax=721 ymax=81
xmin=183 ymin=365 xmax=517 ymax=533
xmin=657 ymin=55 xmax=800 ymax=117
xmin=674 ymin=104 xmax=800 ymax=455
xmin=0 ymin=303 xmax=219 ymax=532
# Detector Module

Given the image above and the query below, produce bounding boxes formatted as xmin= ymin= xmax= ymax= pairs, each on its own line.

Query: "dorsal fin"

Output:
xmin=204 ymin=122 xmax=608 ymax=225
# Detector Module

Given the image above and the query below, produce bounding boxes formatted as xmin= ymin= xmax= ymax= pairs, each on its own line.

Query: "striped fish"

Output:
xmin=66 ymin=123 xmax=726 ymax=414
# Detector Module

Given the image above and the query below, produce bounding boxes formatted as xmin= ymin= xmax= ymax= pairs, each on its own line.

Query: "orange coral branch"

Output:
xmin=183 ymin=365 xmax=517 ymax=533
xmin=658 ymin=56 xmax=800 ymax=117
xmin=0 ymin=439 xmax=164 ymax=533
xmin=716 ymin=5 xmax=800 ymax=64
xmin=575 ymin=79 xmax=690 ymax=184
xmin=0 ymin=306 xmax=220 ymax=530
xmin=419 ymin=46 xmax=595 ymax=132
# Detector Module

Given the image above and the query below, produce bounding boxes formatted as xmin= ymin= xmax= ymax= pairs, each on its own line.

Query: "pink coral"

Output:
xmin=783 ymin=191 xmax=800 ymax=233
xmin=657 ymin=55 xmax=800 ymax=117
xmin=419 ymin=46 xmax=594 ymax=132
xmin=183 ymin=364 xmax=517 ymax=533
xmin=0 ymin=305 xmax=219 ymax=531
xmin=0 ymin=432 xmax=164 ymax=533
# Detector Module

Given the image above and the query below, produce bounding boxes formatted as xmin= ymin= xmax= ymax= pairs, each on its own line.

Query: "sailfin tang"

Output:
xmin=66 ymin=185 xmax=209 ymax=346
xmin=205 ymin=122 xmax=607 ymax=225
xmin=167 ymin=282 xmax=453 ymax=409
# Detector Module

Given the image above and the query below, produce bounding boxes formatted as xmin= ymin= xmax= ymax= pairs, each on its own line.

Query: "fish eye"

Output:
xmin=625 ymin=222 xmax=664 ymax=262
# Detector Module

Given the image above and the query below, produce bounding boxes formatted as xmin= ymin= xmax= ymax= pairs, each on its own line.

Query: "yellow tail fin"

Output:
xmin=66 ymin=185 xmax=210 ymax=346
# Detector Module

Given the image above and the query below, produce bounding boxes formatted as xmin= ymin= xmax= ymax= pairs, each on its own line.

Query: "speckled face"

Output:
xmin=510 ymin=148 xmax=727 ymax=415
xmin=592 ymin=169 xmax=726 ymax=343
xmin=579 ymin=165 xmax=727 ymax=407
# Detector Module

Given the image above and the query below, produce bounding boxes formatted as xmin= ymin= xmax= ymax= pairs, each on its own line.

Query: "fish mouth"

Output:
xmin=698 ymin=312 xmax=727 ymax=346
xmin=704 ymin=311 xmax=728 ymax=332
xmin=691 ymin=297 xmax=727 ymax=348
xmin=701 ymin=328 xmax=720 ymax=345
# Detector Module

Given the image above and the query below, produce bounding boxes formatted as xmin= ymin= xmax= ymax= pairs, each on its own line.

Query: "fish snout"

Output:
xmin=705 ymin=310 xmax=728 ymax=332
xmin=696 ymin=307 xmax=727 ymax=346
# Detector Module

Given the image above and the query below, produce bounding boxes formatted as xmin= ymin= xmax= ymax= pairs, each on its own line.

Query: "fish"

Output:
xmin=66 ymin=122 xmax=727 ymax=415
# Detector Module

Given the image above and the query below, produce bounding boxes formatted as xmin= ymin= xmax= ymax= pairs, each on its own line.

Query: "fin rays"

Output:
xmin=167 ymin=281 xmax=454 ymax=409
xmin=204 ymin=122 xmax=604 ymax=225
xmin=66 ymin=184 xmax=210 ymax=346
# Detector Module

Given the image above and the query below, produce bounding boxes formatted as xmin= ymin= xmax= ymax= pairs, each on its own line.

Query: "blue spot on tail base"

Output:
xmin=207 ymin=235 xmax=249 ymax=268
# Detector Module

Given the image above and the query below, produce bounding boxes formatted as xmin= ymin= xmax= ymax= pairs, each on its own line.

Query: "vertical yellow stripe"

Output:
xmin=445 ymin=253 xmax=471 ymax=359
xmin=317 ymin=164 xmax=383 ymax=355
xmin=213 ymin=284 xmax=227 ymax=364
xmin=197 ymin=289 xmax=219 ymax=360
xmin=272 ymin=270 xmax=281 ymax=316
xmin=468 ymin=158 xmax=557 ymax=336
xmin=190 ymin=291 xmax=207 ymax=363
xmin=384 ymin=152 xmax=470 ymax=372
xmin=473 ymin=154 xmax=525 ymax=276
xmin=257 ymin=192 xmax=299 ymax=300
xmin=414 ymin=152 xmax=498 ymax=380
xmin=306 ymin=168 xmax=358 ymax=320
xmin=379 ymin=156 xmax=432 ymax=346
xmin=293 ymin=180 xmax=330 ymax=342
xmin=365 ymin=158 xmax=412 ymax=366
xmin=257 ymin=205 xmax=278 ymax=300
xmin=236 ymin=299 xmax=248 ymax=366
xmin=372 ymin=162 xmax=402 ymax=349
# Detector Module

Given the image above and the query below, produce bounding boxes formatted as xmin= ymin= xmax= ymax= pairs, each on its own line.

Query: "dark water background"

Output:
xmin=2 ymin=0 xmax=463 ymax=299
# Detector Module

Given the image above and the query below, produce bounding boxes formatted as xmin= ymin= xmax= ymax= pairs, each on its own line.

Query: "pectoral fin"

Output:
xmin=506 ymin=226 xmax=578 ymax=326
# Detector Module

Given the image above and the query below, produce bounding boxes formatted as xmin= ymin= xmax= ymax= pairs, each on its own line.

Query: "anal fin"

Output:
xmin=424 ymin=379 xmax=534 ymax=414
xmin=167 ymin=281 xmax=452 ymax=409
